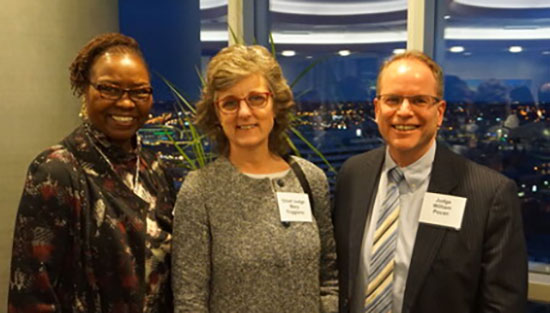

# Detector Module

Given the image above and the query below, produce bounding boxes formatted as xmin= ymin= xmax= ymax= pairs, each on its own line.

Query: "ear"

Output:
xmin=437 ymin=100 xmax=447 ymax=127
xmin=373 ymin=97 xmax=380 ymax=123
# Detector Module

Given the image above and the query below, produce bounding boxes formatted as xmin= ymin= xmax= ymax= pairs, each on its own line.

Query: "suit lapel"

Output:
xmin=402 ymin=146 xmax=459 ymax=310
xmin=347 ymin=147 xmax=385 ymax=301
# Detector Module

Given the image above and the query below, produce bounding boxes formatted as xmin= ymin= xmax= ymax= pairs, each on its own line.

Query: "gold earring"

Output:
xmin=78 ymin=96 xmax=88 ymax=120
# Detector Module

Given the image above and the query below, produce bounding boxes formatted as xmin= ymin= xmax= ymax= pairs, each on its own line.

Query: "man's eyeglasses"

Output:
xmin=376 ymin=94 xmax=441 ymax=109
xmin=216 ymin=91 xmax=272 ymax=114
xmin=90 ymin=83 xmax=153 ymax=102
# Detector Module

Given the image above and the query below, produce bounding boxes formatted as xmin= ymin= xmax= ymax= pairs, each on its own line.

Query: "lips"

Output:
xmin=111 ymin=115 xmax=134 ymax=122
xmin=109 ymin=114 xmax=137 ymax=126
xmin=393 ymin=124 xmax=418 ymax=131
xmin=237 ymin=124 xmax=258 ymax=130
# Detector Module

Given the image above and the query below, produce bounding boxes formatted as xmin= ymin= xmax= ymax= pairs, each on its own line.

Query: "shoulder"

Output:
xmin=19 ymin=144 xmax=83 ymax=213
xmin=179 ymin=158 xmax=229 ymax=192
xmin=435 ymin=146 xmax=515 ymax=192
xmin=339 ymin=146 xmax=384 ymax=177
xmin=26 ymin=144 xmax=79 ymax=184
xmin=290 ymin=156 xmax=328 ymax=183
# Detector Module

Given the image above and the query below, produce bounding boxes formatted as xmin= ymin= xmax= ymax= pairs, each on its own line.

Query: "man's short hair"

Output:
xmin=376 ymin=50 xmax=444 ymax=98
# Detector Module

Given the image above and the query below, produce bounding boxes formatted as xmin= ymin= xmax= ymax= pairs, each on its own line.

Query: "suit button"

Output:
xmin=277 ymin=179 xmax=285 ymax=187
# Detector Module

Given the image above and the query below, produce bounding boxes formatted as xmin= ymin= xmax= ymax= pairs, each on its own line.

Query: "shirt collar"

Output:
xmin=83 ymin=122 xmax=140 ymax=163
xmin=383 ymin=141 xmax=436 ymax=191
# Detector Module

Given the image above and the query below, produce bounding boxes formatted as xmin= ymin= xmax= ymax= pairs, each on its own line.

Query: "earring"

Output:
xmin=78 ymin=96 xmax=88 ymax=120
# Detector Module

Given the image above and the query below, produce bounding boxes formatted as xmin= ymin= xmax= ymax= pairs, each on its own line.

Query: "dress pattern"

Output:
xmin=9 ymin=123 xmax=175 ymax=313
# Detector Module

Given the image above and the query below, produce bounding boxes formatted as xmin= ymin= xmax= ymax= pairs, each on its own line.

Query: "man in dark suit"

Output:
xmin=333 ymin=51 xmax=527 ymax=313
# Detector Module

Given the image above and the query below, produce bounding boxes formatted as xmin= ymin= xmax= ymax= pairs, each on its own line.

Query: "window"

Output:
xmin=434 ymin=0 xmax=550 ymax=268
xmin=270 ymin=0 xmax=407 ymax=181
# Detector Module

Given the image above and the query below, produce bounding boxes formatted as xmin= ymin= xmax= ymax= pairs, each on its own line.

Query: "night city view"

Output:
xmin=140 ymin=86 xmax=550 ymax=267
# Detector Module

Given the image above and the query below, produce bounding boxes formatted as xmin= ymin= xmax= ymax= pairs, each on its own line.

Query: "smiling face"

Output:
xmin=215 ymin=74 xmax=275 ymax=156
xmin=85 ymin=51 xmax=152 ymax=150
xmin=374 ymin=58 xmax=446 ymax=166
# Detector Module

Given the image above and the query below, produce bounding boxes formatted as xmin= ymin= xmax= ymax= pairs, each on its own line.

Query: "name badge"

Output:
xmin=419 ymin=192 xmax=467 ymax=230
xmin=276 ymin=192 xmax=312 ymax=222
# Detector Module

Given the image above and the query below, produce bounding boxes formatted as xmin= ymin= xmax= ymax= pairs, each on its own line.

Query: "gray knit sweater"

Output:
xmin=172 ymin=156 xmax=338 ymax=313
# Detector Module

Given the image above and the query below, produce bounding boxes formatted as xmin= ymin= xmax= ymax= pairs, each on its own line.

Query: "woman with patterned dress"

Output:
xmin=8 ymin=33 xmax=175 ymax=313
xmin=172 ymin=45 xmax=338 ymax=313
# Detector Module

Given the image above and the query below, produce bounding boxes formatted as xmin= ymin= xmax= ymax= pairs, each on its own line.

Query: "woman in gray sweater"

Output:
xmin=172 ymin=44 xmax=338 ymax=313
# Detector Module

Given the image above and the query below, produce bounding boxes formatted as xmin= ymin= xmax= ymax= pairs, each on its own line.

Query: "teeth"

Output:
xmin=112 ymin=116 xmax=134 ymax=122
xmin=394 ymin=125 xmax=416 ymax=131
xmin=238 ymin=125 xmax=256 ymax=130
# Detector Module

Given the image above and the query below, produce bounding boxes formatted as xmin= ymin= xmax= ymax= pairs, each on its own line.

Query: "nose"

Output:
xmin=396 ymin=98 xmax=413 ymax=115
xmin=237 ymin=99 xmax=252 ymax=117
xmin=116 ymin=91 xmax=136 ymax=108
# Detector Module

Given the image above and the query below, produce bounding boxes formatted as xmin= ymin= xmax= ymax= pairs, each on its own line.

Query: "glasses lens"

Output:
xmin=247 ymin=92 xmax=268 ymax=108
xmin=411 ymin=95 xmax=432 ymax=107
xmin=219 ymin=97 xmax=240 ymax=112
xmin=96 ymin=84 xmax=122 ymax=100
xmin=381 ymin=95 xmax=402 ymax=107
xmin=129 ymin=88 xmax=152 ymax=101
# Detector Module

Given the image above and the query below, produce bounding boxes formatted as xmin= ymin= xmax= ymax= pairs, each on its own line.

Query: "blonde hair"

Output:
xmin=377 ymin=50 xmax=444 ymax=98
xmin=196 ymin=45 xmax=295 ymax=156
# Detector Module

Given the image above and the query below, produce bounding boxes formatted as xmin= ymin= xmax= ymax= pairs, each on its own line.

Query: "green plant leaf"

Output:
xmin=156 ymin=72 xmax=196 ymax=114
xmin=285 ymin=134 xmax=301 ymax=157
xmin=195 ymin=66 xmax=206 ymax=88
xmin=162 ymin=126 xmax=197 ymax=170
xmin=289 ymin=125 xmax=336 ymax=174
xmin=228 ymin=25 xmax=243 ymax=45
xmin=290 ymin=57 xmax=327 ymax=89
xmin=269 ymin=33 xmax=276 ymax=57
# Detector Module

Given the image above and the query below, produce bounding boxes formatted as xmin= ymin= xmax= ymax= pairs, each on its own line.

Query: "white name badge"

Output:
xmin=419 ymin=192 xmax=467 ymax=230
xmin=276 ymin=192 xmax=312 ymax=222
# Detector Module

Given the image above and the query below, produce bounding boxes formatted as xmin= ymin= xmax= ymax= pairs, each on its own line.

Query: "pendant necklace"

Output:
xmin=87 ymin=133 xmax=141 ymax=193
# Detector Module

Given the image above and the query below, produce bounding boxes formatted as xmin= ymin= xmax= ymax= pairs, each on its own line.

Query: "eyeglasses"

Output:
xmin=216 ymin=91 xmax=272 ymax=114
xmin=90 ymin=83 xmax=153 ymax=102
xmin=376 ymin=94 xmax=441 ymax=109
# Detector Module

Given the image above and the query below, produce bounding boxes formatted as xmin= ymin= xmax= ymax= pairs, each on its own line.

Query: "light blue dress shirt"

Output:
xmin=353 ymin=142 xmax=436 ymax=313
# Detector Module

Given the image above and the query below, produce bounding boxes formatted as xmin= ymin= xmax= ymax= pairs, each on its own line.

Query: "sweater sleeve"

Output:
xmin=8 ymin=152 xmax=78 ymax=313
xmin=307 ymin=164 xmax=339 ymax=313
xmin=172 ymin=170 xmax=211 ymax=313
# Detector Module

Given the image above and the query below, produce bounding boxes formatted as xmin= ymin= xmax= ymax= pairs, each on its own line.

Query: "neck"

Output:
xmin=228 ymin=144 xmax=288 ymax=174
xmin=389 ymin=139 xmax=435 ymax=167
xmin=115 ymin=140 xmax=133 ymax=153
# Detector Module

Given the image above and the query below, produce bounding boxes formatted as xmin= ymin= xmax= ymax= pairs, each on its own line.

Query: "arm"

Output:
xmin=478 ymin=178 xmax=527 ymax=313
xmin=172 ymin=171 xmax=211 ymax=313
xmin=312 ymin=171 xmax=339 ymax=313
xmin=9 ymin=155 xmax=75 ymax=313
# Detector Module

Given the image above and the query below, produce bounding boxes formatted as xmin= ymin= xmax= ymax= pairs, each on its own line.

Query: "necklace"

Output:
xmin=87 ymin=133 xmax=141 ymax=193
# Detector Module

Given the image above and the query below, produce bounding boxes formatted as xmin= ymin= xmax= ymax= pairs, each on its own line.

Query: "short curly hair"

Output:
xmin=196 ymin=44 xmax=295 ymax=157
xmin=69 ymin=32 xmax=147 ymax=97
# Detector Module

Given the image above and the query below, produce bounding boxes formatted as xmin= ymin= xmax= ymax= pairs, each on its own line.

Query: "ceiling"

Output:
xmin=199 ymin=0 xmax=550 ymax=54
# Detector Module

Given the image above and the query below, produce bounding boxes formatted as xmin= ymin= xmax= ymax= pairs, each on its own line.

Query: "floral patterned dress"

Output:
xmin=8 ymin=123 xmax=176 ymax=313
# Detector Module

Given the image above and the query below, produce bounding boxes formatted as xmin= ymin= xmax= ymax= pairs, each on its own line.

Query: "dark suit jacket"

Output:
xmin=333 ymin=145 xmax=527 ymax=313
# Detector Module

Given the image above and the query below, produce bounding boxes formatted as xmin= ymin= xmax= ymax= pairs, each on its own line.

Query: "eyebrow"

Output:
xmin=95 ymin=80 xmax=151 ymax=87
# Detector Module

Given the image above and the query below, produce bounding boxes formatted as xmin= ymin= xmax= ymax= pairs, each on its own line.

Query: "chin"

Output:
xmin=389 ymin=140 xmax=420 ymax=153
xmin=106 ymin=131 xmax=135 ymax=142
xmin=232 ymin=138 xmax=267 ymax=150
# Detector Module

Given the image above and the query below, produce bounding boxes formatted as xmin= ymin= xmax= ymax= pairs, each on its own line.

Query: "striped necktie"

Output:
xmin=364 ymin=167 xmax=404 ymax=313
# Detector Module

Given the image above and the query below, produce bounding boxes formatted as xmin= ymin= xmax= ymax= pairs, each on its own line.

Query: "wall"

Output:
xmin=0 ymin=0 xmax=118 ymax=308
